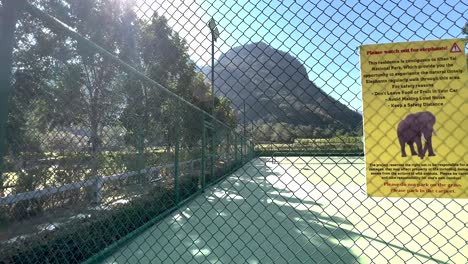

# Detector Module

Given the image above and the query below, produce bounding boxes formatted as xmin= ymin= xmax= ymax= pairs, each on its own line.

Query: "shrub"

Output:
xmin=0 ymin=185 xmax=176 ymax=264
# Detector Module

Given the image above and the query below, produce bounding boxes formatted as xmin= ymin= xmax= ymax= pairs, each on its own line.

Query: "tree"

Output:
xmin=126 ymin=14 xmax=187 ymax=151
xmin=122 ymin=13 xmax=237 ymax=152
xmin=7 ymin=0 xmax=237 ymax=180
xmin=7 ymin=0 xmax=135 ymax=192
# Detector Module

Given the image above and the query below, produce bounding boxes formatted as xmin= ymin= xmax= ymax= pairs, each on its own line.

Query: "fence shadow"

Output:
xmin=103 ymin=158 xmax=362 ymax=264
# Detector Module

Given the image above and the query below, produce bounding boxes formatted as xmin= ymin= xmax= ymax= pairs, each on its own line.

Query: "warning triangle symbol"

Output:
xmin=450 ymin=43 xmax=461 ymax=53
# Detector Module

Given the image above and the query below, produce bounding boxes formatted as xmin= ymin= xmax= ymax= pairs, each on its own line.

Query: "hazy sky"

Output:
xmin=136 ymin=0 xmax=468 ymax=112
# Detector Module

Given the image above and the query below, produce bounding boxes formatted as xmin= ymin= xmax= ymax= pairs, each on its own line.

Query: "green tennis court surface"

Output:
xmin=101 ymin=157 xmax=466 ymax=264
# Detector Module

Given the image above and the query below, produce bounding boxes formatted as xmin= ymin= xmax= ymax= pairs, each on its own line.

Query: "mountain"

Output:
xmin=199 ymin=64 xmax=211 ymax=76
xmin=207 ymin=42 xmax=362 ymax=131
xmin=194 ymin=63 xmax=209 ymax=75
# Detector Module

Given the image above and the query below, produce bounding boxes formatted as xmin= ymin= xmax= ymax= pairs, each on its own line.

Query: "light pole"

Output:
xmin=208 ymin=18 xmax=219 ymax=114
xmin=208 ymin=18 xmax=219 ymax=179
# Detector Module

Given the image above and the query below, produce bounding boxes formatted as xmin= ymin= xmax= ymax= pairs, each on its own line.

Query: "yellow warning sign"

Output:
xmin=360 ymin=39 xmax=467 ymax=198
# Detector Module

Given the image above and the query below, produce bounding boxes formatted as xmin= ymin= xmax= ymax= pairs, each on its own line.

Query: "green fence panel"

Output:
xmin=0 ymin=1 xmax=466 ymax=264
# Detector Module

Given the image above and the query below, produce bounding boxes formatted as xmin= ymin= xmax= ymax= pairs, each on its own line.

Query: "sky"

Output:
xmin=135 ymin=0 xmax=468 ymax=112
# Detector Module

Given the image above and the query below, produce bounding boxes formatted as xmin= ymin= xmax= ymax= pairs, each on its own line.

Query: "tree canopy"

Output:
xmin=7 ymin=0 xmax=236 ymax=155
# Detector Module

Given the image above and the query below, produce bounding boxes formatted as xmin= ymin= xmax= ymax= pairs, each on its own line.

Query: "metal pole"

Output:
xmin=243 ymin=101 xmax=246 ymax=137
xmin=243 ymin=101 xmax=246 ymax=161
xmin=210 ymin=133 xmax=214 ymax=183
xmin=240 ymin=131 xmax=243 ymax=161
xmin=174 ymin=117 xmax=180 ymax=205
xmin=140 ymin=86 xmax=148 ymax=183
xmin=234 ymin=133 xmax=238 ymax=163
xmin=0 ymin=0 xmax=24 ymax=197
xmin=210 ymin=37 xmax=215 ymax=184
xmin=137 ymin=111 xmax=145 ymax=184
xmin=211 ymin=37 xmax=215 ymax=113
xmin=225 ymin=132 xmax=230 ymax=170
xmin=201 ymin=115 xmax=206 ymax=192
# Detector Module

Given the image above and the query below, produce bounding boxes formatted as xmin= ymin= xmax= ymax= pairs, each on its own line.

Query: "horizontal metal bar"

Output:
xmin=0 ymin=159 xmax=201 ymax=206
xmin=0 ymin=179 xmax=95 ymax=205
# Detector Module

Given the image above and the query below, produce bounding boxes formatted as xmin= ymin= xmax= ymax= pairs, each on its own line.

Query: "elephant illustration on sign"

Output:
xmin=397 ymin=111 xmax=437 ymax=159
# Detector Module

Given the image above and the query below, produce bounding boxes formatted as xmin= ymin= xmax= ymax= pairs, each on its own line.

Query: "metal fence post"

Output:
xmin=234 ymin=133 xmax=238 ymax=163
xmin=222 ymin=131 xmax=226 ymax=174
xmin=225 ymin=132 xmax=230 ymax=169
xmin=201 ymin=116 xmax=206 ymax=192
xmin=243 ymin=137 xmax=247 ymax=160
xmin=242 ymin=135 xmax=245 ymax=161
xmin=174 ymin=116 xmax=180 ymax=205
xmin=0 ymin=0 xmax=24 ymax=197
xmin=93 ymin=177 xmax=103 ymax=205
xmin=210 ymin=129 xmax=214 ymax=182
xmin=206 ymin=119 xmax=214 ymax=182
xmin=228 ymin=133 xmax=231 ymax=165
xmin=137 ymin=125 xmax=145 ymax=184
xmin=240 ymin=134 xmax=243 ymax=162
xmin=250 ymin=140 xmax=255 ymax=159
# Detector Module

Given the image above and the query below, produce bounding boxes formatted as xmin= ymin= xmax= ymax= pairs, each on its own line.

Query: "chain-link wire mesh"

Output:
xmin=0 ymin=0 xmax=467 ymax=263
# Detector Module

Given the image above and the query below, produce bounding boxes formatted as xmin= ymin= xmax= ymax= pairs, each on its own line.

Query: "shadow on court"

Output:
xmin=103 ymin=158 xmax=362 ymax=263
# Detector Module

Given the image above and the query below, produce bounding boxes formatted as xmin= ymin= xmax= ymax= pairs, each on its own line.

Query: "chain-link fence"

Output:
xmin=0 ymin=0 xmax=467 ymax=263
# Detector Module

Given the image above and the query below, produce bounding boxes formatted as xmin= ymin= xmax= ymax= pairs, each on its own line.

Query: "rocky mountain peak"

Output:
xmin=207 ymin=42 xmax=361 ymax=131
